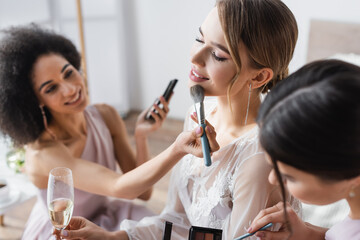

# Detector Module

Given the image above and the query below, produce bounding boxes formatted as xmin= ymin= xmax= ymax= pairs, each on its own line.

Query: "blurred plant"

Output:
xmin=6 ymin=146 xmax=25 ymax=173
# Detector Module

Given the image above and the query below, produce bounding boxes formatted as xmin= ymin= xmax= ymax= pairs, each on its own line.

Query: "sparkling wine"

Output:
xmin=48 ymin=198 xmax=74 ymax=229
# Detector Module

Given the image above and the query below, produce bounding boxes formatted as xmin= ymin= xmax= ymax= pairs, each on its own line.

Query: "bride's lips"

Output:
xmin=189 ymin=68 xmax=209 ymax=83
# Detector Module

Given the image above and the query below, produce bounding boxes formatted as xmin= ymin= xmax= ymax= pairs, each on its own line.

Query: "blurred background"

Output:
xmin=0 ymin=0 xmax=360 ymax=238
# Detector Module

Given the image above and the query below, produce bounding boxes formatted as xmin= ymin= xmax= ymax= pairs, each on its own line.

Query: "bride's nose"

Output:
xmin=190 ymin=45 xmax=206 ymax=68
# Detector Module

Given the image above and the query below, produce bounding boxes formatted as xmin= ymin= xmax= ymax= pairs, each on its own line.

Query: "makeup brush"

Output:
xmin=233 ymin=223 xmax=273 ymax=240
xmin=190 ymin=85 xmax=212 ymax=167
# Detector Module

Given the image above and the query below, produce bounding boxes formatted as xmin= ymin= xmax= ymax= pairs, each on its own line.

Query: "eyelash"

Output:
xmin=195 ymin=38 xmax=204 ymax=43
xmin=211 ymin=52 xmax=227 ymax=62
xmin=44 ymin=69 xmax=74 ymax=94
xmin=45 ymin=85 xmax=57 ymax=94
xmin=195 ymin=37 xmax=227 ymax=62
xmin=64 ymin=69 xmax=73 ymax=79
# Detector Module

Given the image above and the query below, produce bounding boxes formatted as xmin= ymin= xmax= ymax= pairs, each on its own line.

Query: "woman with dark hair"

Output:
xmin=247 ymin=59 xmax=360 ymax=239
xmin=0 ymin=24 xmax=219 ymax=239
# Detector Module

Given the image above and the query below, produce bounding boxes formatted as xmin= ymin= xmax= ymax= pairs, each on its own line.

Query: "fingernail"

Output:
xmin=247 ymin=227 xmax=252 ymax=232
xmin=193 ymin=112 xmax=197 ymax=116
xmin=196 ymin=127 xmax=202 ymax=135
xmin=61 ymin=229 xmax=68 ymax=237
xmin=206 ymin=126 xmax=213 ymax=134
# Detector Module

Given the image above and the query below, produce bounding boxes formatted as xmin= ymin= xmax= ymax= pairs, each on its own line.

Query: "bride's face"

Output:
xmin=188 ymin=7 xmax=256 ymax=98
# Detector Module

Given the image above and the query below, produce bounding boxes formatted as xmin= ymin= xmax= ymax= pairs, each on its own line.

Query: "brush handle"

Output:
xmin=200 ymin=123 xmax=212 ymax=167
xmin=233 ymin=223 xmax=273 ymax=240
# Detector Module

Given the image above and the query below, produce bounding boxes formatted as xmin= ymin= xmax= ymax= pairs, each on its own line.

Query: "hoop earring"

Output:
xmin=39 ymin=105 xmax=57 ymax=140
xmin=244 ymin=82 xmax=252 ymax=125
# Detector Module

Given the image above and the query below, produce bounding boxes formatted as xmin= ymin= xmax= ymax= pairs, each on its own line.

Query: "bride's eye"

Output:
xmin=211 ymin=51 xmax=227 ymax=62
xmin=195 ymin=37 xmax=204 ymax=44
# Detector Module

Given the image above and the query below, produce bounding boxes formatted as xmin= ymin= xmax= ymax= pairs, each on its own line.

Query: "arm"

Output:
xmin=60 ymin=163 xmax=193 ymax=240
xmin=223 ymin=152 xmax=283 ymax=239
xmin=133 ymin=96 xmax=171 ymax=166
xmin=96 ymin=98 xmax=170 ymax=200
xmin=119 ymin=165 xmax=192 ymax=240
xmin=133 ymin=96 xmax=171 ymax=199
xmin=248 ymin=202 xmax=327 ymax=240
xmin=94 ymin=103 xmax=137 ymax=174
xmin=26 ymin=123 xmax=219 ymax=200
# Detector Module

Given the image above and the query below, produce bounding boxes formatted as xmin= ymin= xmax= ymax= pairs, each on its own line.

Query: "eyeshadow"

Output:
xmin=204 ymin=233 xmax=214 ymax=240
xmin=195 ymin=232 xmax=205 ymax=240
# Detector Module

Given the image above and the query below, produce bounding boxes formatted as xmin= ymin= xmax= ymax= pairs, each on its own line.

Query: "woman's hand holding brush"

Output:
xmin=174 ymin=119 xmax=219 ymax=158
xmin=247 ymin=202 xmax=326 ymax=240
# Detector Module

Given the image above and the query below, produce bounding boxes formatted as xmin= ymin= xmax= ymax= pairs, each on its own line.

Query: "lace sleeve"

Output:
xmin=222 ymin=152 xmax=283 ymax=240
xmin=119 ymin=164 xmax=192 ymax=240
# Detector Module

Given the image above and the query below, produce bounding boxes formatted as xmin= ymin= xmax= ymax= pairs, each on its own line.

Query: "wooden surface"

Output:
xmin=0 ymin=111 xmax=183 ymax=239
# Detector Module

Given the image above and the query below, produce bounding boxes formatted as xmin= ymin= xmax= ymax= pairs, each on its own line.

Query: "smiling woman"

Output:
xmin=33 ymin=54 xmax=88 ymax=115
xmin=0 ymin=24 xmax=218 ymax=240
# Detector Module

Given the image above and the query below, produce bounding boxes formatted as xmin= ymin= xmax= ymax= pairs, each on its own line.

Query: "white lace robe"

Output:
xmin=120 ymin=101 xmax=299 ymax=240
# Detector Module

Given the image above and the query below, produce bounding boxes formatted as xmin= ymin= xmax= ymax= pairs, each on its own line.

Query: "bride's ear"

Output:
xmin=251 ymin=68 xmax=273 ymax=89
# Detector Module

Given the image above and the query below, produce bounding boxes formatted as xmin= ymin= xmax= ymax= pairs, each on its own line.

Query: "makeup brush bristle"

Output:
xmin=190 ymin=85 xmax=205 ymax=103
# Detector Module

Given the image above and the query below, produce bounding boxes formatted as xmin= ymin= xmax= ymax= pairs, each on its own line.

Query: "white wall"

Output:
xmin=126 ymin=0 xmax=216 ymax=120
xmin=281 ymin=0 xmax=360 ymax=72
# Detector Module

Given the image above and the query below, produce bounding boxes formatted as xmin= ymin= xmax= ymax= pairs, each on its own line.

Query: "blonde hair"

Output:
xmin=217 ymin=0 xmax=298 ymax=96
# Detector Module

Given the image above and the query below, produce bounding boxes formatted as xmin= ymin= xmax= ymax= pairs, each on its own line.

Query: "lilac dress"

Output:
xmin=22 ymin=105 xmax=154 ymax=240
xmin=325 ymin=216 xmax=360 ymax=239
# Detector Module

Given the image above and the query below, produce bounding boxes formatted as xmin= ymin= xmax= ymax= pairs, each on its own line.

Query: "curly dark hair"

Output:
xmin=0 ymin=23 xmax=81 ymax=146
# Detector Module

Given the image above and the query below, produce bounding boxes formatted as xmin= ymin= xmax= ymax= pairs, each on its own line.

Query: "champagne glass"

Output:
xmin=47 ymin=167 xmax=74 ymax=238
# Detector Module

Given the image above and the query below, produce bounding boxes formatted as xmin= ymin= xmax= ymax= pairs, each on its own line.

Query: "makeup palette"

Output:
xmin=188 ymin=226 xmax=222 ymax=240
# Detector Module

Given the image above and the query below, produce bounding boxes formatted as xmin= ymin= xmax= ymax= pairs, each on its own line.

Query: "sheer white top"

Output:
xmin=120 ymin=100 xmax=300 ymax=240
